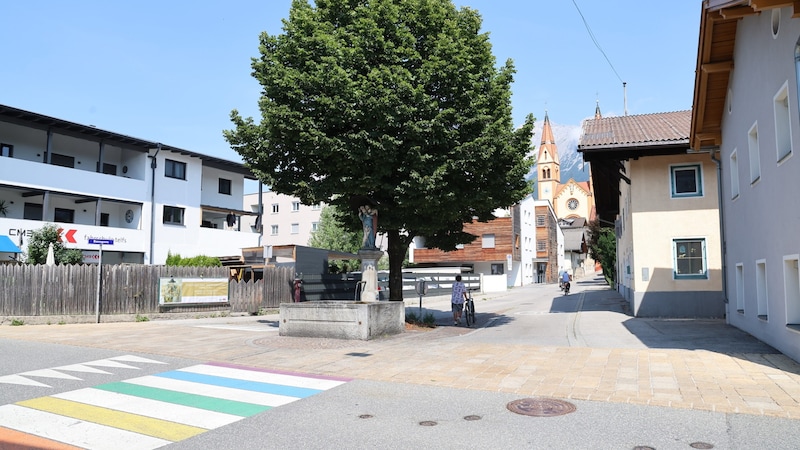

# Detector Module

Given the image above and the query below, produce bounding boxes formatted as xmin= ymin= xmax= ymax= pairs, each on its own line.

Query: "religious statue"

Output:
xmin=358 ymin=205 xmax=378 ymax=249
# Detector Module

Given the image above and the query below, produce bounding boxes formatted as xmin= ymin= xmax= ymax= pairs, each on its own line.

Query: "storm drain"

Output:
xmin=506 ymin=398 xmax=576 ymax=417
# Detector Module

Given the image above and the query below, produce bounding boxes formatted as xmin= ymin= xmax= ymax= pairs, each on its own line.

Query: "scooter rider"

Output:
xmin=561 ymin=270 xmax=571 ymax=294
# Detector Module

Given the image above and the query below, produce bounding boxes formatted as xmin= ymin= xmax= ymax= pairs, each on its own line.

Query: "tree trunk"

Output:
xmin=387 ymin=230 xmax=411 ymax=301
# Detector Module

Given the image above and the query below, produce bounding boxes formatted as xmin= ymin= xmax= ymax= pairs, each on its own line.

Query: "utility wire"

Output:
xmin=571 ymin=0 xmax=624 ymax=85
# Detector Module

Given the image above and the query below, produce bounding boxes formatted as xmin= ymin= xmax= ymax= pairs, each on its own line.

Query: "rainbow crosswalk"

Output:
xmin=0 ymin=362 xmax=349 ymax=449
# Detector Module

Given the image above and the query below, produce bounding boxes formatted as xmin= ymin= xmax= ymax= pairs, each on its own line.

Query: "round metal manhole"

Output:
xmin=358 ymin=414 xmax=373 ymax=419
xmin=418 ymin=421 xmax=438 ymax=426
xmin=690 ymin=443 xmax=714 ymax=449
xmin=506 ymin=398 xmax=576 ymax=417
xmin=463 ymin=415 xmax=481 ymax=421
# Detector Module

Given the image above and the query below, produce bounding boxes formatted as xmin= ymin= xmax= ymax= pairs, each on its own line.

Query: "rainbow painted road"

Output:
xmin=0 ymin=362 xmax=349 ymax=449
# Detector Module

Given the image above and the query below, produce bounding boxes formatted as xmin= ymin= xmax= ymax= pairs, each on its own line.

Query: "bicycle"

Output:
xmin=464 ymin=289 xmax=476 ymax=327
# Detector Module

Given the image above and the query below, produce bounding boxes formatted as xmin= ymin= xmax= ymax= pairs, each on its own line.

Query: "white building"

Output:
xmin=0 ymin=104 xmax=261 ymax=264
xmin=691 ymin=2 xmax=800 ymax=361
xmin=241 ymin=191 xmax=322 ymax=247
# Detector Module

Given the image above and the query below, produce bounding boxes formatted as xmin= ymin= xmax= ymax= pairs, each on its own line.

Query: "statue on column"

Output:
xmin=359 ymin=205 xmax=378 ymax=250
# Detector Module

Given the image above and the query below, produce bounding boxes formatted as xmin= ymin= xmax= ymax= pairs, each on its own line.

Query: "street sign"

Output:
xmin=88 ymin=239 xmax=114 ymax=245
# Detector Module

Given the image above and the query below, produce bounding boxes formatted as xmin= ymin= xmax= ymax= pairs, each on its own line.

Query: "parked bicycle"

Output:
xmin=464 ymin=288 xmax=477 ymax=326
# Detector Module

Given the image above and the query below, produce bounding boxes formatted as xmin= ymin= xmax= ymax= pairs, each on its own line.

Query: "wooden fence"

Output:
xmin=0 ymin=264 xmax=294 ymax=319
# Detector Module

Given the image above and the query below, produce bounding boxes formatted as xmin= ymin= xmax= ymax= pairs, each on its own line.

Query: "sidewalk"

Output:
xmin=1 ymin=279 xmax=799 ymax=420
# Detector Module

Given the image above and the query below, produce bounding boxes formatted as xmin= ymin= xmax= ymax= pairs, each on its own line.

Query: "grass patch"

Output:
xmin=135 ymin=314 xmax=150 ymax=322
xmin=10 ymin=318 xmax=24 ymax=326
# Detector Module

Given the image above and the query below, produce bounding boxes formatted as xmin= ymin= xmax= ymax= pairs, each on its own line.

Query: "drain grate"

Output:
xmin=506 ymin=398 xmax=576 ymax=417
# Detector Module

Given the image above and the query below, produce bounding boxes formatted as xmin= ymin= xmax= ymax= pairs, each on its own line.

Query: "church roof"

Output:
xmin=537 ymin=111 xmax=559 ymax=164
xmin=554 ymin=179 xmax=592 ymax=200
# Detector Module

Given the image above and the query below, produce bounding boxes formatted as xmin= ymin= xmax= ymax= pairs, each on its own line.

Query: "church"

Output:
xmin=535 ymin=109 xmax=596 ymax=221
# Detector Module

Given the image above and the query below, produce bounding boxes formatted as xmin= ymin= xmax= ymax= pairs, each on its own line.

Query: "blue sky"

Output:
xmin=1 ymin=1 xmax=700 ymax=172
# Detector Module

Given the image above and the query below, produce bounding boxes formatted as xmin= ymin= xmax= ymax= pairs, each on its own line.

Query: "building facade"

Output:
xmin=580 ymin=110 xmax=724 ymax=317
xmin=242 ymin=191 xmax=323 ymax=247
xmin=0 ymin=105 xmax=260 ymax=264
xmin=691 ymin=2 xmax=800 ymax=360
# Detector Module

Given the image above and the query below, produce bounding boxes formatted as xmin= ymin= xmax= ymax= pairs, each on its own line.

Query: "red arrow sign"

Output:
xmin=57 ymin=228 xmax=78 ymax=244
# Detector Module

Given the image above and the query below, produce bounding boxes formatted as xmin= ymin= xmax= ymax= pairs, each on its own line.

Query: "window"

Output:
xmin=97 ymin=162 xmax=117 ymax=175
xmin=312 ymin=203 xmax=321 ymax=210
xmin=482 ymin=234 xmax=495 ymax=248
xmin=784 ymin=256 xmax=800 ymax=326
xmin=730 ymin=149 xmax=740 ymax=199
xmin=51 ymin=153 xmax=75 ymax=168
xmin=23 ymin=203 xmax=42 ymax=220
xmin=219 ymin=178 xmax=232 ymax=195
xmin=163 ymin=206 xmax=184 ymax=225
xmin=735 ymin=263 xmax=745 ymax=313
xmin=100 ymin=213 xmax=109 ymax=227
xmin=291 ymin=223 xmax=299 ymax=234
xmin=165 ymin=159 xmax=186 ymax=180
xmin=774 ymin=82 xmax=793 ymax=162
xmin=491 ymin=264 xmax=504 ymax=275
xmin=272 ymin=203 xmax=279 ymax=214
xmin=537 ymin=240 xmax=546 ymax=252
xmin=1 ymin=143 xmax=13 ymax=157
xmin=748 ymin=123 xmax=761 ymax=183
xmin=292 ymin=201 xmax=300 ymax=212
xmin=536 ymin=215 xmax=545 ymax=227
xmin=54 ymin=208 xmax=74 ymax=223
xmin=670 ymin=164 xmax=702 ymax=197
xmin=271 ymin=225 xmax=279 ymax=235
xmin=756 ymin=259 xmax=768 ymax=320
xmin=673 ymin=238 xmax=707 ymax=279
xmin=311 ymin=222 xmax=319 ymax=232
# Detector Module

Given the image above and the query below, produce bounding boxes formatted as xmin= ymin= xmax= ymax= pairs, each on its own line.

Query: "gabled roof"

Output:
xmin=579 ymin=110 xmax=691 ymax=155
xmin=553 ymin=179 xmax=592 ymax=200
xmin=562 ymin=227 xmax=586 ymax=252
xmin=0 ymin=104 xmax=257 ymax=179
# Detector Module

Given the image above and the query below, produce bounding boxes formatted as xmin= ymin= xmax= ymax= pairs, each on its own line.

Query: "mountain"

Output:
xmin=526 ymin=121 xmax=591 ymax=193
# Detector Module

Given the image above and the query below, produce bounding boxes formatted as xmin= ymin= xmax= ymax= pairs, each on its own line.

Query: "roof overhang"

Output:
xmin=690 ymin=1 xmax=800 ymax=150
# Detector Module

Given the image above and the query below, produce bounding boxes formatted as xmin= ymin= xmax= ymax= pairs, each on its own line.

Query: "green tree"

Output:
xmin=225 ymin=0 xmax=534 ymax=300
xmin=587 ymin=219 xmax=616 ymax=286
xmin=26 ymin=224 xmax=83 ymax=265
xmin=308 ymin=205 xmax=362 ymax=273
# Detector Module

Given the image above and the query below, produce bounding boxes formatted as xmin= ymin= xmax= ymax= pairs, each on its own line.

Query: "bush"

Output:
xmin=165 ymin=251 xmax=221 ymax=267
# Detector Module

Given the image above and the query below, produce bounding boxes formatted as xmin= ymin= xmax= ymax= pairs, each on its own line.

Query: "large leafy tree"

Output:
xmin=225 ymin=0 xmax=535 ymax=300
xmin=26 ymin=224 xmax=83 ymax=265
xmin=308 ymin=205 xmax=362 ymax=273
xmin=587 ymin=219 xmax=616 ymax=286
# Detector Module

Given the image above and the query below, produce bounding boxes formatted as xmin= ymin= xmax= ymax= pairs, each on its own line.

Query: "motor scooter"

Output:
xmin=563 ymin=281 xmax=570 ymax=295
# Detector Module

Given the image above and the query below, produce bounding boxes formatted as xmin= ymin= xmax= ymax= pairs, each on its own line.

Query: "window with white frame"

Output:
xmin=312 ymin=222 xmax=319 ymax=232
xmin=271 ymin=225 xmax=278 ymax=235
xmin=756 ymin=259 xmax=768 ymax=320
xmin=312 ymin=203 xmax=321 ymax=210
xmin=482 ymin=234 xmax=495 ymax=248
xmin=670 ymin=164 xmax=703 ymax=198
xmin=735 ymin=263 xmax=744 ymax=313
xmin=291 ymin=223 xmax=299 ymax=234
xmin=536 ymin=215 xmax=545 ymax=227
xmin=774 ymin=82 xmax=793 ymax=162
xmin=748 ymin=123 xmax=761 ymax=183
xmin=292 ymin=201 xmax=300 ymax=212
xmin=784 ymin=255 xmax=800 ymax=326
xmin=271 ymin=203 xmax=279 ymax=214
xmin=673 ymin=238 xmax=707 ymax=279
xmin=729 ymin=149 xmax=740 ymax=199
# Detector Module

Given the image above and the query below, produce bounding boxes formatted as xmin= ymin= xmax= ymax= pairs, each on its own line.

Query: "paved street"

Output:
xmin=2 ymin=276 xmax=800 ymax=449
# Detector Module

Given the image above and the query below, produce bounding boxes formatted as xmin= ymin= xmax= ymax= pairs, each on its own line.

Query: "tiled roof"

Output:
xmin=579 ymin=110 xmax=691 ymax=150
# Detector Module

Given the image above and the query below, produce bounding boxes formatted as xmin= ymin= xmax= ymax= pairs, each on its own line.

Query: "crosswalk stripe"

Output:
xmin=0 ymin=425 xmax=83 ymax=450
xmin=0 ymin=404 xmax=171 ymax=450
xmin=53 ymin=364 xmax=112 ymax=374
xmin=82 ymin=359 xmax=140 ymax=369
xmin=54 ymin=387 xmax=244 ymax=429
xmin=20 ymin=369 xmax=83 ymax=380
xmin=185 ymin=363 xmax=348 ymax=390
xmin=155 ymin=370 xmax=322 ymax=398
xmin=94 ymin=382 xmax=271 ymax=417
xmin=108 ymin=355 xmax=168 ymax=364
xmin=124 ymin=375 xmax=299 ymax=406
xmin=17 ymin=397 xmax=207 ymax=442
xmin=0 ymin=374 xmax=50 ymax=387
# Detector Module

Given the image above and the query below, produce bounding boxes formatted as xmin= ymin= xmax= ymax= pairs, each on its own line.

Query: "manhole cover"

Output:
xmin=690 ymin=443 xmax=714 ymax=449
xmin=419 ymin=421 xmax=438 ymax=426
xmin=463 ymin=415 xmax=481 ymax=421
xmin=506 ymin=398 xmax=576 ymax=417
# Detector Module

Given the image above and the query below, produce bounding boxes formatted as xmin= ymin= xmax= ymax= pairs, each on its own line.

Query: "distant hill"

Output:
xmin=527 ymin=121 xmax=591 ymax=198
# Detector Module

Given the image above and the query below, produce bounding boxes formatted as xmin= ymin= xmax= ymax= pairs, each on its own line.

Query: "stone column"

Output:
xmin=358 ymin=249 xmax=384 ymax=302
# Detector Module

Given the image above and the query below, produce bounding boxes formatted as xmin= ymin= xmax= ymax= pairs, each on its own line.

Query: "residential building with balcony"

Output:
xmin=0 ymin=104 xmax=261 ymax=264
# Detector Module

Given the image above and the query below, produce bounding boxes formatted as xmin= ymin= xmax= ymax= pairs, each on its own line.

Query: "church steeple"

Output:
xmin=594 ymin=100 xmax=602 ymax=119
xmin=536 ymin=111 xmax=560 ymax=204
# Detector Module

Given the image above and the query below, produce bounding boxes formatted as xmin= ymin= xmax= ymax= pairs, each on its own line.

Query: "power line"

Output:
xmin=571 ymin=0 xmax=624 ymax=85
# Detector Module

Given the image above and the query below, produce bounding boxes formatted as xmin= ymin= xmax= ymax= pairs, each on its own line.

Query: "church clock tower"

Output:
xmin=536 ymin=111 xmax=560 ymax=205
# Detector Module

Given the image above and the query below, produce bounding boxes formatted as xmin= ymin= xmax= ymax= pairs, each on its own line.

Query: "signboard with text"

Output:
xmin=159 ymin=277 xmax=229 ymax=305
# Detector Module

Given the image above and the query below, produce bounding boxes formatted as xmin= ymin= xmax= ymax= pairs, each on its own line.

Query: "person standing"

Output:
xmin=451 ymin=274 xmax=467 ymax=325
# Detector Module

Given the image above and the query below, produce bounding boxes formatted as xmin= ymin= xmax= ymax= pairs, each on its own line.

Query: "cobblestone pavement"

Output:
xmin=2 ymin=281 xmax=800 ymax=420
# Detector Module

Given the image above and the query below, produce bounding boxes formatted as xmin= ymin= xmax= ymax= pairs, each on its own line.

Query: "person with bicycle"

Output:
xmin=561 ymin=269 xmax=571 ymax=294
xmin=451 ymin=274 xmax=468 ymax=325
